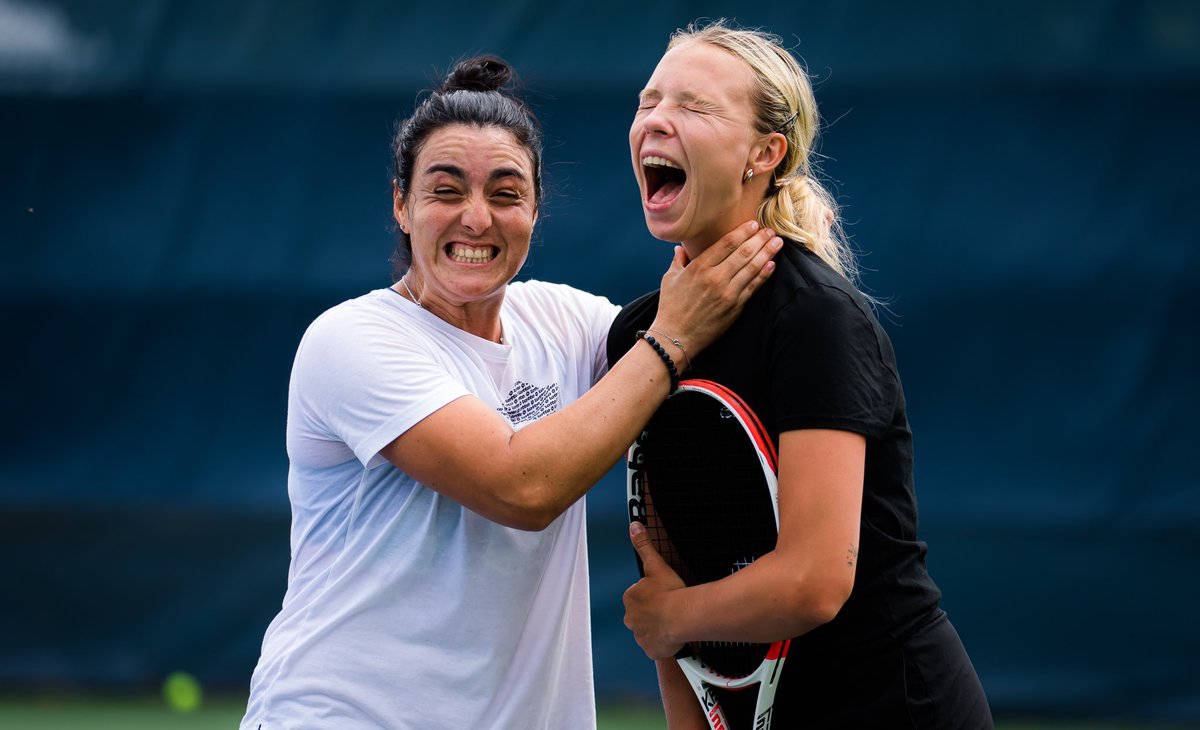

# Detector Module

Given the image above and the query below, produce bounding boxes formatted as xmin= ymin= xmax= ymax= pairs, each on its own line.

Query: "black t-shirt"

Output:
xmin=607 ymin=243 xmax=947 ymax=725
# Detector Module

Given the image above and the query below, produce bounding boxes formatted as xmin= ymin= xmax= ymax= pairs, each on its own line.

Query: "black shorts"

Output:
xmin=712 ymin=611 xmax=993 ymax=729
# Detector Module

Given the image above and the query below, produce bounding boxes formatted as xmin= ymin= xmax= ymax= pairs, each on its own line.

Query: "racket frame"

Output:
xmin=627 ymin=379 xmax=789 ymax=730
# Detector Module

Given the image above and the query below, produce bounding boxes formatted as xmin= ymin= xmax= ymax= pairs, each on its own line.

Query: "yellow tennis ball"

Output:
xmin=162 ymin=670 xmax=203 ymax=713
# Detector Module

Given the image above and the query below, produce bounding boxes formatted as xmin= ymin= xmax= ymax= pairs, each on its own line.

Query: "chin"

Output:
xmin=644 ymin=221 xmax=676 ymax=243
xmin=643 ymin=212 xmax=694 ymax=245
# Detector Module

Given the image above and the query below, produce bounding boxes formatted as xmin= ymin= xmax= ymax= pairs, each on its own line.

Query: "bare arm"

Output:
xmin=624 ymin=428 xmax=865 ymax=655
xmin=656 ymin=659 xmax=709 ymax=730
xmin=381 ymin=223 xmax=783 ymax=530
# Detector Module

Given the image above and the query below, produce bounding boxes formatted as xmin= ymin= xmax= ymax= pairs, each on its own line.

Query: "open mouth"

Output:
xmin=445 ymin=242 xmax=498 ymax=264
xmin=642 ymin=155 xmax=686 ymax=207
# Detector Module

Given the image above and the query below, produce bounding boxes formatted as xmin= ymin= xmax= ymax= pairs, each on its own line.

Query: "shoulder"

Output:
xmin=611 ymin=289 xmax=659 ymax=331
xmin=768 ymin=245 xmax=896 ymax=372
xmin=302 ymin=290 xmax=385 ymax=342
xmin=298 ymin=289 xmax=428 ymax=363
xmin=607 ymin=289 xmax=659 ymax=361
xmin=763 ymin=247 xmax=901 ymax=435
xmin=770 ymin=245 xmax=878 ymax=330
xmin=307 ymin=289 xmax=393 ymax=331
xmin=505 ymin=279 xmax=617 ymax=322
xmin=506 ymin=278 xmax=612 ymax=308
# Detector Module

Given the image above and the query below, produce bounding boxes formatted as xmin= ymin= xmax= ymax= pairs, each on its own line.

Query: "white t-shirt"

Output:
xmin=242 ymin=280 xmax=620 ymax=729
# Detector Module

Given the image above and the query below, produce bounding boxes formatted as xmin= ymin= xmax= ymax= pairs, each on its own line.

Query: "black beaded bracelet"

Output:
xmin=637 ymin=330 xmax=679 ymax=392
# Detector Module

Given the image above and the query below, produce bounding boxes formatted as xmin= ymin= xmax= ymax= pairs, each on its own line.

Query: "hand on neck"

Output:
xmin=680 ymin=190 xmax=765 ymax=261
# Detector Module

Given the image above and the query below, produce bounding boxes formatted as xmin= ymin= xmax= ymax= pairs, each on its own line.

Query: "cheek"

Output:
xmin=409 ymin=208 xmax=450 ymax=253
xmin=694 ymin=144 xmax=742 ymax=192
xmin=500 ymin=209 xmax=537 ymax=245
xmin=629 ymin=118 xmax=649 ymax=159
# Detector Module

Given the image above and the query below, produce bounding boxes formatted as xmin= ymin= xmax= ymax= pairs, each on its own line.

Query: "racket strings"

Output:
xmin=636 ymin=388 xmax=779 ymax=679
xmin=640 ymin=484 xmax=697 ymax=585
xmin=642 ymin=462 xmax=775 ymax=679
xmin=643 ymin=457 xmax=775 ymax=585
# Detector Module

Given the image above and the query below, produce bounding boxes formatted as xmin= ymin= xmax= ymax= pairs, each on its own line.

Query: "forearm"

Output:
xmin=663 ymin=549 xmax=845 ymax=645
xmin=656 ymin=659 xmax=708 ymax=730
xmin=501 ymin=338 xmax=675 ymax=523
xmin=624 ymin=429 xmax=862 ymax=656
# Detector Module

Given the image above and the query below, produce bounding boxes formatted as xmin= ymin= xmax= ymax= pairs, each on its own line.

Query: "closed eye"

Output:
xmin=637 ymin=89 xmax=660 ymax=111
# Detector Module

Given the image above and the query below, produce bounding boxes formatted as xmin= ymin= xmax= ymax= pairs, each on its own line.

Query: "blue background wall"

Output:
xmin=3 ymin=0 xmax=1198 ymax=721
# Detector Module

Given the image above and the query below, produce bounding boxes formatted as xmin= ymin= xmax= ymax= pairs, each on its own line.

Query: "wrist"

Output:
xmin=646 ymin=319 xmax=693 ymax=369
xmin=637 ymin=330 xmax=680 ymax=392
xmin=662 ymin=585 xmax=693 ymax=647
xmin=645 ymin=327 xmax=692 ymax=371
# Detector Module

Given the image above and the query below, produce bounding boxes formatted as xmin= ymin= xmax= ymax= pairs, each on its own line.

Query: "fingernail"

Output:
xmin=630 ymin=521 xmax=646 ymax=537
xmin=771 ymin=237 xmax=784 ymax=249
xmin=766 ymin=261 xmax=776 ymax=271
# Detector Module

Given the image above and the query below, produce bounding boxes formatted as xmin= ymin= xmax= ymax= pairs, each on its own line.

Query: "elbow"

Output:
xmin=507 ymin=508 xmax=558 ymax=532
xmin=809 ymin=579 xmax=853 ymax=627
xmin=494 ymin=480 xmax=563 ymax=532
xmin=787 ymin=570 xmax=854 ymax=630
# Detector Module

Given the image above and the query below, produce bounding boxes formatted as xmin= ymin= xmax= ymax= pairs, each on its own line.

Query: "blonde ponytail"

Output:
xmin=670 ymin=20 xmax=859 ymax=285
xmin=760 ymin=175 xmax=855 ymax=281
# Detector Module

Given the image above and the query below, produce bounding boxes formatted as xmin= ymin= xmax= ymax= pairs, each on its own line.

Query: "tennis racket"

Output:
xmin=627 ymin=378 xmax=789 ymax=730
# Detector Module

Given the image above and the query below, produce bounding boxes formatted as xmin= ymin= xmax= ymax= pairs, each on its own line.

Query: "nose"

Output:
xmin=460 ymin=194 xmax=492 ymax=234
xmin=640 ymin=105 xmax=673 ymax=138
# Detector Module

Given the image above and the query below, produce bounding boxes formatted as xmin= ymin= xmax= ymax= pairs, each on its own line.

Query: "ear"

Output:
xmin=392 ymin=180 xmax=410 ymax=234
xmin=749 ymin=132 xmax=788 ymax=178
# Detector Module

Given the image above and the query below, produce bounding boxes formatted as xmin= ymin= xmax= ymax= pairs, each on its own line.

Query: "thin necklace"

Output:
xmin=391 ymin=277 xmax=505 ymax=345
xmin=398 ymin=274 xmax=422 ymax=307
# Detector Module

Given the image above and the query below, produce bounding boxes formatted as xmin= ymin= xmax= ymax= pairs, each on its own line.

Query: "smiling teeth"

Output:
xmin=449 ymin=243 xmax=495 ymax=263
xmin=642 ymin=155 xmax=681 ymax=169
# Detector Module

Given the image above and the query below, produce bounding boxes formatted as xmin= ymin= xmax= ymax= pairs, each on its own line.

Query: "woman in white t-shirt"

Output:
xmin=241 ymin=56 xmax=782 ymax=729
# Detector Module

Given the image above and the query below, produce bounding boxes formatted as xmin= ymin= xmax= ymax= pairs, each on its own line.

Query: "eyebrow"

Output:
xmin=425 ymin=164 xmax=528 ymax=183
xmin=488 ymin=167 xmax=527 ymax=183
xmin=678 ymin=91 xmax=714 ymax=106
xmin=638 ymin=88 xmax=715 ymax=107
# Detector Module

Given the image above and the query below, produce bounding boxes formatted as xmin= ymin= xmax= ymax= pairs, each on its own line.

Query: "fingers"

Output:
xmin=698 ymin=221 xmax=780 ymax=276
xmin=630 ymin=521 xmax=673 ymax=576
xmin=727 ymin=235 xmax=782 ymax=297
xmin=717 ymin=228 xmax=780 ymax=282
xmin=736 ymin=256 xmax=777 ymax=305
xmin=693 ymin=219 xmax=763 ymax=266
xmin=657 ymin=246 xmax=689 ymax=292
xmin=668 ymin=245 xmax=687 ymax=272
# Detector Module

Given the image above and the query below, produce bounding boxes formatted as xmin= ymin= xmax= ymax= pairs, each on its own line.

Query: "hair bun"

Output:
xmin=441 ymin=55 xmax=513 ymax=93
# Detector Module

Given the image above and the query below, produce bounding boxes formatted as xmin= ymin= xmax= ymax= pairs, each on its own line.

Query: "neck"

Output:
xmin=393 ymin=277 xmax=506 ymax=344
xmin=680 ymin=191 xmax=764 ymax=260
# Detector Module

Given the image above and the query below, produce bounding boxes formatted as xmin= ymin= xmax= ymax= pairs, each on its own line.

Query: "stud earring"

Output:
xmin=743 ymin=168 xmax=754 ymax=184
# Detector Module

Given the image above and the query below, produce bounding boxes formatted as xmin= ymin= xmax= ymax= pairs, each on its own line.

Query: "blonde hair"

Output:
xmin=669 ymin=20 xmax=857 ymax=283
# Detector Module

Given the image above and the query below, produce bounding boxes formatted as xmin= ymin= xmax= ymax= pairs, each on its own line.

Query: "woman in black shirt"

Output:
xmin=609 ymin=20 xmax=993 ymax=729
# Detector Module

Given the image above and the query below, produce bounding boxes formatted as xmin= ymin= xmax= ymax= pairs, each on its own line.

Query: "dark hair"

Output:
xmin=389 ymin=55 xmax=543 ymax=276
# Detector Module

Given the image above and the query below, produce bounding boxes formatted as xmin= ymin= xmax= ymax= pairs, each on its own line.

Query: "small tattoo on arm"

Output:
xmin=846 ymin=544 xmax=858 ymax=570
